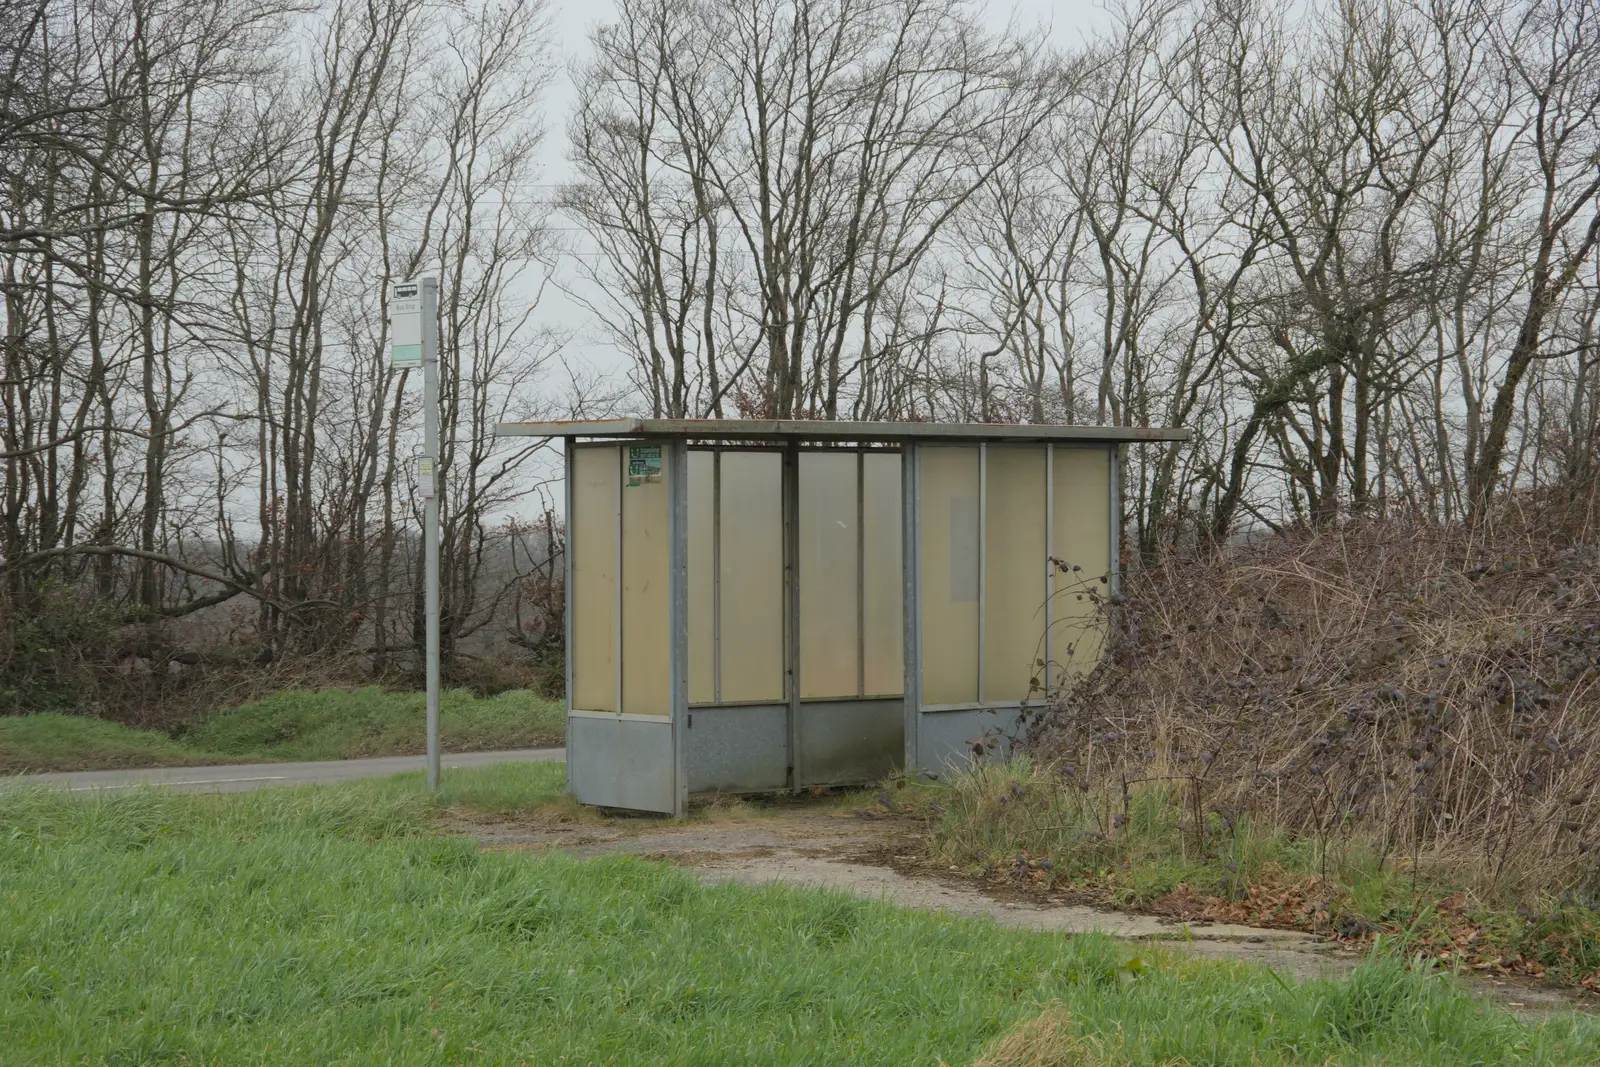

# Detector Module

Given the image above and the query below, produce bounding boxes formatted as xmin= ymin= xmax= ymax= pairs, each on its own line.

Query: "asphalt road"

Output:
xmin=6 ymin=747 xmax=565 ymax=794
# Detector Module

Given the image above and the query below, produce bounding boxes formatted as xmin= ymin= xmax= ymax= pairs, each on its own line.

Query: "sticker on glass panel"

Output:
xmin=627 ymin=444 xmax=663 ymax=486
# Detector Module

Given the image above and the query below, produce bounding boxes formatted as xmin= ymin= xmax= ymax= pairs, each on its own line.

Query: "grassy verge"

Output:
xmin=2 ymin=776 xmax=1596 ymax=1065
xmin=181 ymin=686 xmax=565 ymax=761
xmin=897 ymin=758 xmax=1600 ymax=993
xmin=0 ymin=713 xmax=224 ymax=773
xmin=0 ymin=687 xmax=565 ymax=773
xmin=361 ymin=759 xmax=571 ymax=818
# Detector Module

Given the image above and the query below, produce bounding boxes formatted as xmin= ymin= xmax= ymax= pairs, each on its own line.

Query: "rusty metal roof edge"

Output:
xmin=495 ymin=418 xmax=1190 ymax=443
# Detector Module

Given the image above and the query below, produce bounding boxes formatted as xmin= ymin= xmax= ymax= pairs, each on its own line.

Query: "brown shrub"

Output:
xmin=1025 ymin=507 xmax=1600 ymax=900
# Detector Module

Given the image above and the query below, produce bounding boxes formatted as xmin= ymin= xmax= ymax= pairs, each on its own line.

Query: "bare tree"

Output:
xmin=1467 ymin=0 xmax=1600 ymax=519
xmin=1 ymin=0 xmax=563 ymax=709
xmin=566 ymin=0 xmax=1076 ymax=419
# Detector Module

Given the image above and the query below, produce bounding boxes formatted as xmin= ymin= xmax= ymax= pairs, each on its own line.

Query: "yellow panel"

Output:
xmin=688 ymin=450 xmax=715 ymax=704
xmin=919 ymin=446 xmax=979 ymax=705
xmin=1052 ymin=446 xmax=1112 ymax=680
xmin=984 ymin=446 xmax=1048 ymax=702
xmin=571 ymin=445 xmax=618 ymax=712
xmin=621 ymin=443 xmax=671 ymax=716
xmin=799 ymin=451 xmax=860 ymax=698
xmin=861 ymin=452 xmax=903 ymax=696
xmin=718 ymin=451 xmax=785 ymax=702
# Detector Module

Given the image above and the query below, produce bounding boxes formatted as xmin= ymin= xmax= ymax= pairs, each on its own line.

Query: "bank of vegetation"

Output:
xmin=0 ymin=688 xmax=563 ymax=774
xmin=6 ymin=0 xmax=1600 ymax=732
xmin=911 ymin=494 xmax=1600 ymax=991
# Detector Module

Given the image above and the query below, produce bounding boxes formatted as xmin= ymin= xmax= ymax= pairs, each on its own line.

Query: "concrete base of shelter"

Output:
xmin=909 ymin=704 xmax=1027 ymax=779
xmin=567 ymin=698 xmax=1025 ymax=810
xmin=680 ymin=696 xmax=904 ymax=794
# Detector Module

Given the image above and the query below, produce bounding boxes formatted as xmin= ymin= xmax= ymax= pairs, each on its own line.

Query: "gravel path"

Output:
xmin=464 ymin=808 xmax=1585 ymax=1017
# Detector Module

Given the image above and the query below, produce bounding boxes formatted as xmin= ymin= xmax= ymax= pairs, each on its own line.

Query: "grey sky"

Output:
xmin=529 ymin=0 xmax=1118 ymax=391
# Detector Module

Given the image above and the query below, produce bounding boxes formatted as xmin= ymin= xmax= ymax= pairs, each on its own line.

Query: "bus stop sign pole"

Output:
xmin=392 ymin=277 xmax=442 ymax=790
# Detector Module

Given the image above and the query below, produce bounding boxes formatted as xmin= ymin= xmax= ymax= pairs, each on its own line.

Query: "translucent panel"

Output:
xmin=688 ymin=450 xmax=715 ymax=704
xmin=620 ymin=444 xmax=671 ymax=716
xmin=1051 ymin=446 xmax=1112 ymax=679
xmin=718 ymin=451 xmax=785 ymax=702
xmin=571 ymin=445 xmax=619 ymax=712
xmin=861 ymin=452 xmax=904 ymax=696
xmin=799 ymin=451 xmax=861 ymax=698
xmin=984 ymin=445 xmax=1048 ymax=702
xmin=919 ymin=447 xmax=979 ymax=705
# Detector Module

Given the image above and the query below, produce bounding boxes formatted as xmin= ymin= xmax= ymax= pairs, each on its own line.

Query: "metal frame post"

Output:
xmin=614 ymin=446 xmax=625 ymax=713
xmin=901 ymin=442 xmax=922 ymax=772
xmin=668 ymin=438 xmax=690 ymax=817
xmin=1109 ymin=444 xmax=1123 ymax=596
xmin=421 ymin=276 xmax=442 ymax=792
xmin=976 ymin=442 xmax=987 ymax=704
xmin=712 ymin=448 xmax=722 ymax=704
xmin=856 ymin=448 xmax=866 ymax=698
xmin=563 ymin=437 xmax=575 ymax=796
xmin=1044 ymin=444 xmax=1054 ymax=691
xmin=783 ymin=442 xmax=801 ymax=791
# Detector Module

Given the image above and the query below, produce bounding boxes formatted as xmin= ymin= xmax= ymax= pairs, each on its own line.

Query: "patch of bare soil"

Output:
xmin=448 ymin=801 xmax=1589 ymax=1019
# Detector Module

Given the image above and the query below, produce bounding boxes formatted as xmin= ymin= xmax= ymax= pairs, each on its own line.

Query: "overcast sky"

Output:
xmin=541 ymin=0 xmax=1118 ymax=126
xmin=525 ymin=0 xmax=1120 ymax=393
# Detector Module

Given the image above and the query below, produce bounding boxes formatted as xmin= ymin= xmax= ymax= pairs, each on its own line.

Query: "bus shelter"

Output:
xmin=494 ymin=419 xmax=1187 ymax=816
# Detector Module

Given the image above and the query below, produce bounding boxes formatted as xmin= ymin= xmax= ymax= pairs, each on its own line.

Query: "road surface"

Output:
xmin=6 ymin=748 xmax=565 ymax=794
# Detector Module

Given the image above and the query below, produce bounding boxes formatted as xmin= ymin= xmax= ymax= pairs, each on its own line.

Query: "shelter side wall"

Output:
xmin=983 ymin=445 xmax=1048 ymax=703
xmin=571 ymin=445 xmax=619 ymax=712
xmin=717 ymin=451 xmax=785 ymax=702
xmin=1052 ymin=446 xmax=1112 ymax=678
xmin=688 ymin=452 xmax=715 ymax=704
xmin=799 ymin=452 xmax=861 ymax=698
xmin=918 ymin=447 xmax=980 ymax=704
xmin=861 ymin=453 xmax=904 ymax=696
xmin=621 ymin=445 xmax=671 ymax=715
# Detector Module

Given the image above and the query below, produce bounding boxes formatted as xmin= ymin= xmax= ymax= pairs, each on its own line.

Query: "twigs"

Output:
xmin=1027 ymin=511 xmax=1600 ymax=900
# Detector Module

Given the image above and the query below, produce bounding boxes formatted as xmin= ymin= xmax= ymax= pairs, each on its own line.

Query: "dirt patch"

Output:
xmin=451 ymin=802 xmax=1590 ymax=1018
xmin=460 ymin=807 xmax=883 ymax=857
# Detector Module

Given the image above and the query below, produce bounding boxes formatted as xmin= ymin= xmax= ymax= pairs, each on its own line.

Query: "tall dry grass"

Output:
xmin=1026 ymin=503 xmax=1600 ymax=901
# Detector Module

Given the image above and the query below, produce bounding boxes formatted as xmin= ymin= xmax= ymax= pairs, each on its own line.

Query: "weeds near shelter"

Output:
xmin=1029 ymin=511 xmax=1600 ymax=902
xmin=937 ymin=505 xmax=1600 ymax=987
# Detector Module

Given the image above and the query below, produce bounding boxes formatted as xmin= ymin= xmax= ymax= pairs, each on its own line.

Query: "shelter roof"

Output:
xmin=495 ymin=418 xmax=1188 ymax=444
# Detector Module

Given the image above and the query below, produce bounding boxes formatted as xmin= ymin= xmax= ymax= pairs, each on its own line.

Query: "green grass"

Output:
xmin=900 ymin=757 xmax=1600 ymax=992
xmin=182 ymin=686 xmax=565 ymax=761
xmin=2 ymin=776 xmax=1597 ymax=1065
xmin=0 ymin=713 xmax=228 ymax=774
xmin=0 ymin=687 xmax=564 ymax=773
xmin=360 ymin=759 xmax=571 ymax=818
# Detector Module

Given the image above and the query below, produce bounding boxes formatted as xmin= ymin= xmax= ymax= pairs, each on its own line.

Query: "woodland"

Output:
xmin=3 ymin=0 xmax=1598 ymax=719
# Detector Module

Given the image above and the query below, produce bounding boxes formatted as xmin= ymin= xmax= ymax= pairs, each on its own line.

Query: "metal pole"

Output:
xmin=614 ymin=446 xmax=624 ymax=714
xmin=783 ymin=442 xmax=801 ymax=792
xmin=422 ymin=276 xmax=442 ymax=791
xmin=1044 ymin=445 xmax=1054 ymax=690
xmin=976 ymin=442 xmax=987 ymax=704
xmin=668 ymin=439 xmax=690 ymax=818
xmin=901 ymin=442 xmax=921 ymax=773
xmin=712 ymin=449 xmax=722 ymax=705
xmin=856 ymin=448 xmax=866 ymax=699
xmin=563 ymin=437 xmax=575 ymax=797
xmin=1109 ymin=444 xmax=1123 ymax=597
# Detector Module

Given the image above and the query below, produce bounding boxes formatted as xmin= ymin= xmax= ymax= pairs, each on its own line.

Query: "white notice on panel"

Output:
xmin=391 ymin=281 xmax=423 ymax=367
